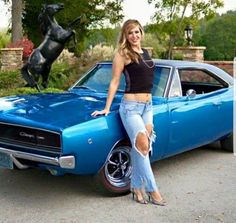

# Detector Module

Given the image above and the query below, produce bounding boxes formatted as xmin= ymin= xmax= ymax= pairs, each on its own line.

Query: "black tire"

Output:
xmin=95 ymin=143 xmax=132 ymax=195
xmin=220 ymin=134 xmax=233 ymax=152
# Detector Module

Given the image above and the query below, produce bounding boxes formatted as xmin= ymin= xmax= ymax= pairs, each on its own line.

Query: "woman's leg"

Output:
xmin=119 ymin=100 xmax=158 ymax=196
xmin=142 ymin=104 xmax=165 ymax=203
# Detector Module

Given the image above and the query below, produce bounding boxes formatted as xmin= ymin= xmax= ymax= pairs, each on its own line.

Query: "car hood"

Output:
xmin=0 ymin=92 xmax=121 ymax=130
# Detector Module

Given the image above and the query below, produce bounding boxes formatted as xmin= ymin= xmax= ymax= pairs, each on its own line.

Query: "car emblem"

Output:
xmin=19 ymin=132 xmax=35 ymax=139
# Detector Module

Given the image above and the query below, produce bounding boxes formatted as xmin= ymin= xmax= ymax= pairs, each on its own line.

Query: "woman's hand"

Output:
xmin=91 ymin=109 xmax=110 ymax=117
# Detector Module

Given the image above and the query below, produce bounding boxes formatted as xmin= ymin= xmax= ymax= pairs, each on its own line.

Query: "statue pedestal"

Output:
xmin=0 ymin=48 xmax=23 ymax=71
xmin=172 ymin=46 xmax=206 ymax=62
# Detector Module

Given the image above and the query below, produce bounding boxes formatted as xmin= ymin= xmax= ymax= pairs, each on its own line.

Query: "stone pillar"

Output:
xmin=172 ymin=46 xmax=206 ymax=62
xmin=0 ymin=48 xmax=23 ymax=71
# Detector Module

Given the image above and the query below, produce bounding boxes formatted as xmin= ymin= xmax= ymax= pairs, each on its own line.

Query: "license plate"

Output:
xmin=0 ymin=152 xmax=14 ymax=169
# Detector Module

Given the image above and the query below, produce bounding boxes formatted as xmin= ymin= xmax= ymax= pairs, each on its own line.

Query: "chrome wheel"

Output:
xmin=104 ymin=146 xmax=132 ymax=188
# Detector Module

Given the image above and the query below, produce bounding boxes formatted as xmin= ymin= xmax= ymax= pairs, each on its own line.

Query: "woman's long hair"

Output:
xmin=118 ymin=19 xmax=144 ymax=63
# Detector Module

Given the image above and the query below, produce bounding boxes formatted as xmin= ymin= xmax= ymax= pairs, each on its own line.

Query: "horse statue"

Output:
xmin=21 ymin=3 xmax=81 ymax=91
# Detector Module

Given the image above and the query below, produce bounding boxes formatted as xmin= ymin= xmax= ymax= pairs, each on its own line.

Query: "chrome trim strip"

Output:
xmin=158 ymin=65 xmax=173 ymax=98
xmin=0 ymin=140 xmax=61 ymax=155
xmin=0 ymin=147 xmax=75 ymax=169
xmin=174 ymin=66 xmax=231 ymax=86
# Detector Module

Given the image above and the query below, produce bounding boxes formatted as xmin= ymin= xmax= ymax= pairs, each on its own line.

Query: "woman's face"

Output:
xmin=127 ymin=25 xmax=142 ymax=47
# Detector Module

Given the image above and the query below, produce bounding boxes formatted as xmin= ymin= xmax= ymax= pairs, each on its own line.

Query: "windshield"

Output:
xmin=72 ymin=63 xmax=171 ymax=97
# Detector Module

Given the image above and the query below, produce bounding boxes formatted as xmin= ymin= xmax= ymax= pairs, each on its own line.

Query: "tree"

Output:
xmin=2 ymin=0 xmax=24 ymax=43
xmin=147 ymin=0 xmax=224 ymax=59
xmin=197 ymin=10 xmax=236 ymax=60
xmin=22 ymin=0 xmax=124 ymax=53
xmin=11 ymin=0 xmax=23 ymax=43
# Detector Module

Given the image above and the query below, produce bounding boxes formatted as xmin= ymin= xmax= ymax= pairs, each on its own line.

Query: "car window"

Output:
xmin=168 ymin=71 xmax=182 ymax=97
xmin=152 ymin=66 xmax=171 ymax=97
xmin=73 ymin=64 xmax=170 ymax=96
xmin=178 ymin=68 xmax=226 ymax=95
xmin=179 ymin=69 xmax=220 ymax=84
xmin=74 ymin=64 xmax=125 ymax=92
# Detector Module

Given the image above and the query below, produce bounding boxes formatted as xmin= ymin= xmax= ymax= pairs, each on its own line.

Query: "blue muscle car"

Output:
xmin=0 ymin=60 xmax=233 ymax=194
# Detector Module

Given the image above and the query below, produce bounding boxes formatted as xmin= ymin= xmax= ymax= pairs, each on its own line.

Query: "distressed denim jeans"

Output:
xmin=119 ymin=98 xmax=158 ymax=192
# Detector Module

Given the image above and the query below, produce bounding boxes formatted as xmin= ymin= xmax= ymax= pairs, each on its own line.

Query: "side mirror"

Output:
xmin=186 ymin=89 xmax=196 ymax=99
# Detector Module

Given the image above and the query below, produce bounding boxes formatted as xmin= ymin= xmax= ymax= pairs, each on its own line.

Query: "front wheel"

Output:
xmin=95 ymin=144 xmax=132 ymax=195
xmin=220 ymin=134 xmax=233 ymax=152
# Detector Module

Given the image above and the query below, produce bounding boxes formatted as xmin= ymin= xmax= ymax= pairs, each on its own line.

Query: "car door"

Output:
xmin=150 ymin=65 xmax=171 ymax=161
xmin=165 ymin=67 xmax=227 ymax=157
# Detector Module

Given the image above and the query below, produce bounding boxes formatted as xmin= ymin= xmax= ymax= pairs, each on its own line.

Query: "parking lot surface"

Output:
xmin=0 ymin=143 xmax=235 ymax=223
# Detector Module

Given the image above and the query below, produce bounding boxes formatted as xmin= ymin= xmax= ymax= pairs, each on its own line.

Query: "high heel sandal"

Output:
xmin=131 ymin=190 xmax=148 ymax=204
xmin=147 ymin=192 xmax=166 ymax=206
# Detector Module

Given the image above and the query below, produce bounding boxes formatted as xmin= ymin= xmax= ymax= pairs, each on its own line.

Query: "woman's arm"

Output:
xmin=91 ymin=52 xmax=125 ymax=117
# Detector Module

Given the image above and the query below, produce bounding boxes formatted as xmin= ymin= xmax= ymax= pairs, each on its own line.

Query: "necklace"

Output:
xmin=141 ymin=56 xmax=155 ymax=69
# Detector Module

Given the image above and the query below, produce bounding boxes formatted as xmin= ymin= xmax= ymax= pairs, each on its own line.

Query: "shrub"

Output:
xmin=0 ymin=87 xmax=63 ymax=97
xmin=172 ymin=52 xmax=184 ymax=60
xmin=0 ymin=70 xmax=24 ymax=89
xmin=80 ymin=44 xmax=115 ymax=66
xmin=7 ymin=37 xmax=34 ymax=58
xmin=47 ymin=62 xmax=79 ymax=90
xmin=55 ymin=49 xmax=77 ymax=65
xmin=0 ymin=29 xmax=11 ymax=48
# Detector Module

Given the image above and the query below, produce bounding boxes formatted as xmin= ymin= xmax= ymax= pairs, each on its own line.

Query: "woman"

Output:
xmin=92 ymin=19 xmax=166 ymax=206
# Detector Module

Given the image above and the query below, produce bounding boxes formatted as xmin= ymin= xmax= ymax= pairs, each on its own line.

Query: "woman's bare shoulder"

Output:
xmin=114 ymin=49 xmax=130 ymax=65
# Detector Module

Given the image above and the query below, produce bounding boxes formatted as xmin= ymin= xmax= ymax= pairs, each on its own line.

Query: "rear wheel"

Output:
xmin=220 ymin=134 xmax=233 ymax=152
xmin=95 ymin=143 xmax=132 ymax=195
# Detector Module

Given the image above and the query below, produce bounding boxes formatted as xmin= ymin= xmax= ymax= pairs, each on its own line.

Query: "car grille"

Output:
xmin=0 ymin=122 xmax=62 ymax=154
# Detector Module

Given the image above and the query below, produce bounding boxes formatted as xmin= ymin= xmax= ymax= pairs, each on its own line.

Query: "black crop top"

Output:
xmin=123 ymin=49 xmax=154 ymax=93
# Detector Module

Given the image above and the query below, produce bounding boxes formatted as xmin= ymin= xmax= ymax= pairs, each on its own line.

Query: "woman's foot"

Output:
xmin=131 ymin=189 xmax=148 ymax=204
xmin=147 ymin=191 xmax=166 ymax=206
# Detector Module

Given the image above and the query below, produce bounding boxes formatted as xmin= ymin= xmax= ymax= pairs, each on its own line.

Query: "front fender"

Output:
xmin=62 ymin=112 xmax=126 ymax=175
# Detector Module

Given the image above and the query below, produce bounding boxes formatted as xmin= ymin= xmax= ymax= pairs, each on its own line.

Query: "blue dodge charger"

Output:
xmin=0 ymin=60 xmax=233 ymax=194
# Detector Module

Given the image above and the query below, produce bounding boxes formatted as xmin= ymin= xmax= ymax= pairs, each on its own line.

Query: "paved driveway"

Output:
xmin=0 ymin=143 xmax=235 ymax=223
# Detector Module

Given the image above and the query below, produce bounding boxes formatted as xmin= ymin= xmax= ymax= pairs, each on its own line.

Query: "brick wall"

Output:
xmin=172 ymin=46 xmax=206 ymax=62
xmin=0 ymin=48 xmax=23 ymax=71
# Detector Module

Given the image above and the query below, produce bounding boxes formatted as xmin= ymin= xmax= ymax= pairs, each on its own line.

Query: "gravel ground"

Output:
xmin=0 ymin=142 xmax=235 ymax=223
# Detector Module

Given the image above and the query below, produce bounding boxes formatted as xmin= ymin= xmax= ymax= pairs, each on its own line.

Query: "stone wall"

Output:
xmin=172 ymin=46 xmax=206 ymax=62
xmin=205 ymin=61 xmax=233 ymax=76
xmin=0 ymin=48 xmax=23 ymax=71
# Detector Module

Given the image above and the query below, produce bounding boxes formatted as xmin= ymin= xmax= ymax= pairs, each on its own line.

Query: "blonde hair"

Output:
xmin=118 ymin=19 xmax=144 ymax=63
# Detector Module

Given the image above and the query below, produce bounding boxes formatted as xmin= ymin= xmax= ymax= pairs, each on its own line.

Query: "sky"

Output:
xmin=122 ymin=0 xmax=236 ymax=25
xmin=0 ymin=0 xmax=236 ymax=29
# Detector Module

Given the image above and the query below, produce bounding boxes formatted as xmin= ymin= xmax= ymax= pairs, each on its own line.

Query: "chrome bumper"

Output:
xmin=0 ymin=147 xmax=75 ymax=169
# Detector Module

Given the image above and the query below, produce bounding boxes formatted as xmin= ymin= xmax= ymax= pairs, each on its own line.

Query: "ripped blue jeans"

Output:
xmin=119 ymin=98 xmax=158 ymax=192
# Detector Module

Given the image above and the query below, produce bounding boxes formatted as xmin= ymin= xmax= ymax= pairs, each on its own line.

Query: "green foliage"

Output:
xmin=147 ymin=0 xmax=224 ymax=58
xmin=194 ymin=11 xmax=236 ymax=60
xmin=22 ymin=0 xmax=124 ymax=54
xmin=87 ymin=27 xmax=120 ymax=48
xmin=0 ymin=29 xmax=11 ymax=48
xmin=47 ymin=62 xmax=78 ymax=90
xmin=0 ymin=87 xmax=63 ymax=97
xmin=0 ymin=69 xmax=24 ymax=89
xmin=204 ymin=11 xmax=236 ymax=60
xmin=0 ymin=61 xmax=83 ymax=97
xmin=142 ymin=33 xmax=166 ymax=58
xmin=172 ymin=52 xmax=184 ymax=60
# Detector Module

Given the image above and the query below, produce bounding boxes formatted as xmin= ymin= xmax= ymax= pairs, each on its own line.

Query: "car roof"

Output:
xmin=98 ymin=59 xmax=233 ymax=85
